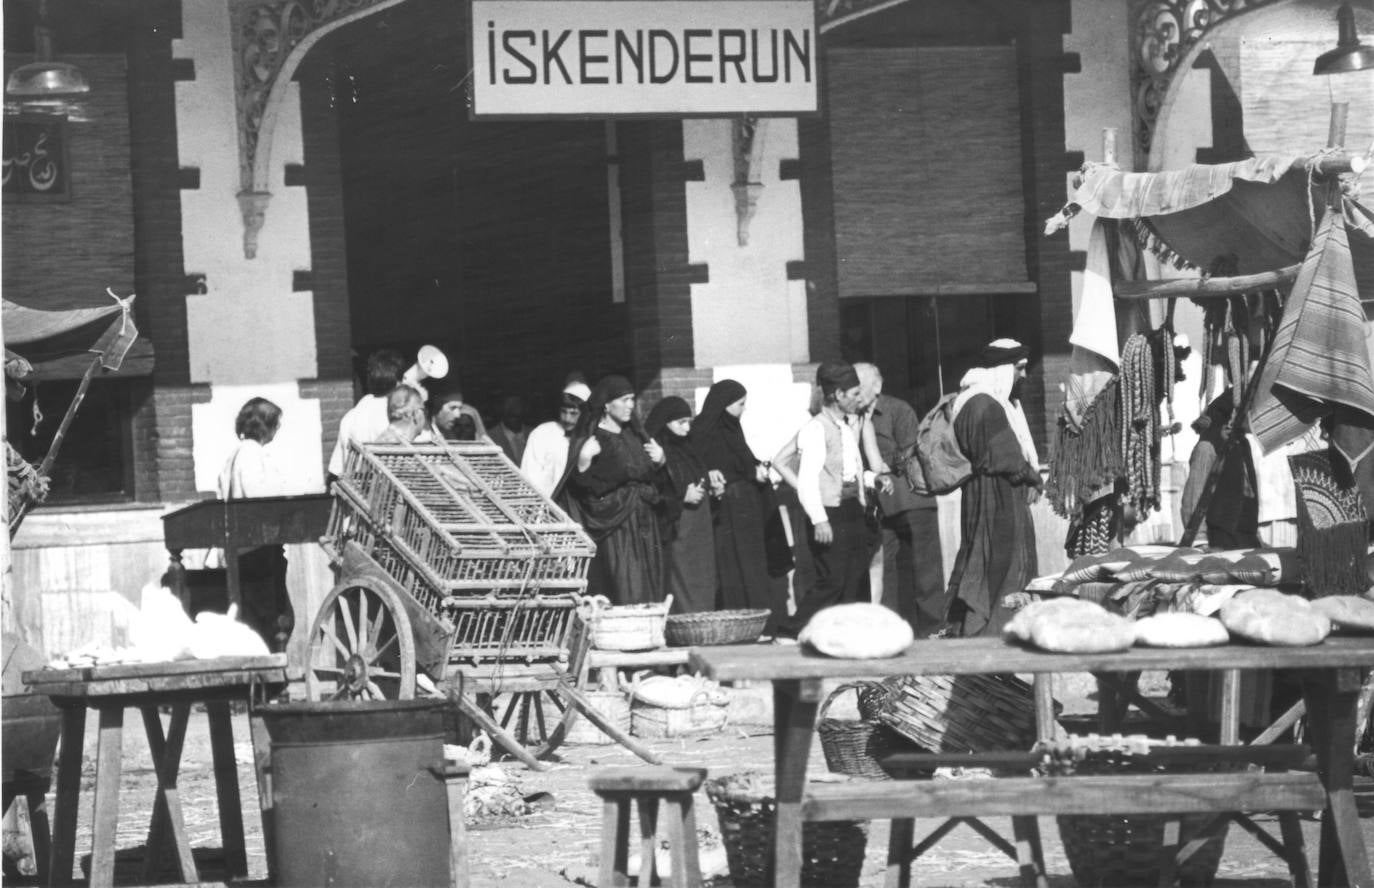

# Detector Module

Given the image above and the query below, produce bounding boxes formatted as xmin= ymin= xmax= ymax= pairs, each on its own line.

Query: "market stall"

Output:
xmin=1044 ymin=145 xmax=1374 ymax=581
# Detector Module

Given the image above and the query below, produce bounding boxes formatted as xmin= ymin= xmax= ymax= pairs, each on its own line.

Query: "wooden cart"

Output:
xmin=308 ymin=440 xmax=659 ymax=770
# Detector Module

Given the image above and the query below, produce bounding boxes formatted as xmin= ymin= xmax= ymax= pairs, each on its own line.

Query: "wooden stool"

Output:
xmin=588 ymin=766 xmax=707 ymax=888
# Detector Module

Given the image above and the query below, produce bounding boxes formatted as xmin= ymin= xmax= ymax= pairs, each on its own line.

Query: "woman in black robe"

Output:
xmin=691 ymin=380 xmax=774 ymax=627
xmin=646 ymin=396 xmax=717 ymax=614
xmin=558 ymin=375 xmax=666 ymax=605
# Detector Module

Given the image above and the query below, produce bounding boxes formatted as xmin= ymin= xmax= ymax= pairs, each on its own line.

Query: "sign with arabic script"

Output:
xmin=469 ymin=0 xmax=818 ymax=117
xmin=3 ymin=115 xmax=70 ymax=198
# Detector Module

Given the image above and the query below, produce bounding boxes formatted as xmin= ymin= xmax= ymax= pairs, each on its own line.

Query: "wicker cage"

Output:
xmin=664 ymin=609 xmax=770 ymax=646
xmin=705 ymin=772 xmax=868 ymax=888
xmin=817 ymin=682 xmax=927 ymax=781
xmin=1042 ymin=736 xmax=1231 ymax=887
xmin=869 ymin=673 xmax=1041 ymax=754
xmin=323 ymin=441 xmax=596 ymax=665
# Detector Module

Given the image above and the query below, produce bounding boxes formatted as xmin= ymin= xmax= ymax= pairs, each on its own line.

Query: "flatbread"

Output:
xmin=1309 ymin=595 xmax=1374 ymax=632
xmin=1029 ymin=611 xmax=1136 ymax=653
xmin=799 ymin=602 xmax=914 ymax=658
xmin=1003 ymin=597 xmax=1102 ymax=643
xmin=1132 ymin=613 xmax=1230 ymax=648
xmin=1004 ymin=598 xmax=1135 ymax=653
xmin=1219 ymin=589 xmax=1331 ymax=646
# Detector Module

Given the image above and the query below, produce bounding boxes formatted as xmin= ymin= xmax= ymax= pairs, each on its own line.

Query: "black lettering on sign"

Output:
xmin=3 ymin=115 xmax=70 ymax=198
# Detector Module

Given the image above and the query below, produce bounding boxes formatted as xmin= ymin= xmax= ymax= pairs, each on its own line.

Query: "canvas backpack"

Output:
xmin=901 ymin=392 xmax=971 ymax=496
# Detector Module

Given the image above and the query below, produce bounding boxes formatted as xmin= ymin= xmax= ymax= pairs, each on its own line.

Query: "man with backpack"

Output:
xmin=853 ymin=364 xmax=947 ymax=637
xmin=944 ymin=339 xmax=1042 ymax=637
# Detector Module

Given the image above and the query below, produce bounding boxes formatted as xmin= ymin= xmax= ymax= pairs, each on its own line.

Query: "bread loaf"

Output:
xmin=799 ymin=602 xmax=914 ymax=659
xmin=1309 ymin=595 xmax=1374 ymax=632
xmin=1004 ymin=597 xmax=1135 ymax=653
xmin=1132 ymin=613 xmax=1230 ymax=648
xmin=1219 ymin=589 xmax=1331 ymax=646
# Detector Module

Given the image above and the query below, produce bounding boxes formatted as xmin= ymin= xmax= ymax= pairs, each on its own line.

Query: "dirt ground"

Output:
xmin=9 ymin=672 xmax=1372 ymax=887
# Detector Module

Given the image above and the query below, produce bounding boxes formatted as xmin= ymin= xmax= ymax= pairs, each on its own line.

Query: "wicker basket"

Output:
xmin=817 ymin=682 xmax=927 ymax=780
xmin=664 ymin=609 xmax=770 ymax=646
xmin=705 ymin=772 xmax=868 ymax=888
xmin=870 ymin=673 xmax=1040 ymax=754
xmin=630 ymin=690 xmax=729 ymax=738
xmin=563 ymin=689 xmax=631 ymax=746
xmin=1043 ymin=736 xmax=1231 ymax=887
xmin=579 ymin=595 xmax=672 ymax=652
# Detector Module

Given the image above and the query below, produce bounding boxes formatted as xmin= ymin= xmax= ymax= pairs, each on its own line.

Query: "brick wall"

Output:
xmin=1015 ymin=0 xmax=1075 ymax=450
xmin=618 ymin=121 xmax=695 ymax=386
xmin=297 ymin=54 xmax=355 ymax=469
xmin=128 ymin=0 xmax=194 ymax=501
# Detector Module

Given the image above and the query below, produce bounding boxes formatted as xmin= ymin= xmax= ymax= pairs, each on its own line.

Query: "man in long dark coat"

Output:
xmin=945 ymin=339 xmax=1042 ymax=637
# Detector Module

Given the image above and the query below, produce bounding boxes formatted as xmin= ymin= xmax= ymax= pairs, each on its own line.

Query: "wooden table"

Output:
xmin=690 ymin=636 xmax=1374 ymax=888
xmin=24 ymin=656 xmax=289 ymax=888
xmin=161 ymin=494 xmax=332 ymax=616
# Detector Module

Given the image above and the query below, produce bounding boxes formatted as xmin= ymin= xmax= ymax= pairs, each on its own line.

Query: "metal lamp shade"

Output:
xmin=6 ymin=60 xmax=89 ymax=97
xmin=1314 ymin=4 xmax=1374 ymax=75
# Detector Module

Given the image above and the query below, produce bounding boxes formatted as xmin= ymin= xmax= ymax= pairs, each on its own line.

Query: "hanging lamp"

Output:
xmin=1313 ymin=3 xmax=1374 ymax=76
xmin=6 ymin=0 xmax=90 ymax=98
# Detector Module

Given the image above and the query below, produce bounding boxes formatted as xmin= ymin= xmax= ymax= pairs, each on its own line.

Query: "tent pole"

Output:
xmin=9 ymin=354 xmax=103 ymax=537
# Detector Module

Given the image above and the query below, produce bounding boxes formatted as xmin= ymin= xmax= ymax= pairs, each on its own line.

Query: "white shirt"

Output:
xmin=327 ymin=394 xmax=390 ymax=476
xmin=795 ymin=409 xmax=866 ymax=527
xmin=218 ymin=439 xmax=285 ymax=499
xmin=520 ymin=421 xmax=572 ymax=496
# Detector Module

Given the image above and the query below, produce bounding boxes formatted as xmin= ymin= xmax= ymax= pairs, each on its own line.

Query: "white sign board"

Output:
xmin=469 ymin=0 xmax=819 ymax=117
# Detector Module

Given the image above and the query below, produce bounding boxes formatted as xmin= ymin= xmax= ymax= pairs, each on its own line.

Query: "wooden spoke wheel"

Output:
xmin=306 ymin=578 xmax=416 ymax=701
xmin=478 ymin=687 xmax=578 ymax=760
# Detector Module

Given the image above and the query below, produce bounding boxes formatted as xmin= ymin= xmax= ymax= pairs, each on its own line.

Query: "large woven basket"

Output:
xmin=578 ymin=595 xmax=672 ymax=651
xmin=664 ymin=609 xmax=770 ymax=646
xmin=1043 ymin=737 xmax=1231 ymax=887
xmin=630 ymin=692 xmax=728 ymax=738
xmin=870 ymin=673 xmax=1040 ymax=754
xmin=817 ymin=682 xmax=926 ymax=781
xmin=705 ymin=772 xmax=867 ymax=888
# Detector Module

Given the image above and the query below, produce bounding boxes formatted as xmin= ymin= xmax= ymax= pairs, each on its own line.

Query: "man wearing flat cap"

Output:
xmin=782 ymin=361 xmax=874 ymax=636
xmin=944 ymin=338 xmax=1042 ymax=637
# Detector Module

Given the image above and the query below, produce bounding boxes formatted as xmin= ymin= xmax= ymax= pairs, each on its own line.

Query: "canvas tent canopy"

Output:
xmin=3 ymin=290 xmax=140 ymax=536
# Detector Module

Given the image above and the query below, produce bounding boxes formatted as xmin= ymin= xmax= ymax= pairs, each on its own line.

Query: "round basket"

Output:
xmin=579 ymin=595 xmax=672 ymax=652
xmin=1044 ymin=738 xmax=1231 ymax=887
xmin=817 ymin=682 xmax=928 ymax=781
xmin=664 ymin=609 xmax=770 ymax=646
xmin=869 ymin=673 xmax=1039 ymax=754
xmin=704 ymin=772 xmax=867 ymax=888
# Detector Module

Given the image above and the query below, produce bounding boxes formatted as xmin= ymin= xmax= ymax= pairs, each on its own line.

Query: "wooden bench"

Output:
xmin=588 ymin=766 xmax=707 ymax=888
xmin=585 ymin=648 xmax=692 ymax=690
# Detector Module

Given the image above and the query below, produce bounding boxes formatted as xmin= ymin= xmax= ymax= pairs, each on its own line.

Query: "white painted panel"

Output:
xmin=191 ymin=383 xmax=326 ymax=496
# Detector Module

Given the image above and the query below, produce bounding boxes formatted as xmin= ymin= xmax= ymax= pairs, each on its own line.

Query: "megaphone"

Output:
xmin=403 ymin=345 xmax=449 ymax=396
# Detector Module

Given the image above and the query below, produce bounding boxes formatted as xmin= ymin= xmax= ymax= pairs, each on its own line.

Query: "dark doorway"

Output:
xmin=324 ymin=0 xmax=628 ymax=426
xmin=839 ymin=293 xmax=1028 ymax=416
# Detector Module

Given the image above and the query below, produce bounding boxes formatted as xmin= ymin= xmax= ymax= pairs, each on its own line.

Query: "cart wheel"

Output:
xmin=306 ymin=578 xmax=416 ymax=701
xmin=480 ymin=689 xmax=579 ymax=759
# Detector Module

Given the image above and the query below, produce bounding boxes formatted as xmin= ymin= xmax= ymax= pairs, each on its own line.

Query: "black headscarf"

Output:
xmin=647 ymin=396 xmax=707 ymax=495
xmin=572 ymin=375 xmax=635 ymax=438
xmin=690 ymin=379 xmax=758 ymax=482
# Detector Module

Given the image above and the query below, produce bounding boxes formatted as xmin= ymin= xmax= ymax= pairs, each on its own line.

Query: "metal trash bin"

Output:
xmin=259 ymin=699 xmax=452 ymax=888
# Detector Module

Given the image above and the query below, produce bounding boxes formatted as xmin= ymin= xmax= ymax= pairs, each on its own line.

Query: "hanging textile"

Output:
xmin=1247 ymin=209 xmax=1374 ymax=470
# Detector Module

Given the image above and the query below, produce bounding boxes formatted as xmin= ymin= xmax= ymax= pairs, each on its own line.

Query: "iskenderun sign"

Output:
xmin=469 ymin=0 xmax=818 ymax=118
